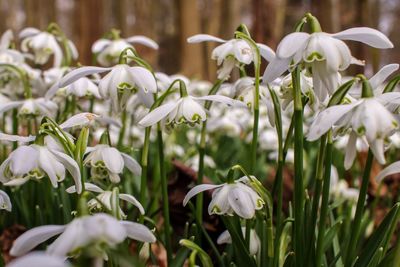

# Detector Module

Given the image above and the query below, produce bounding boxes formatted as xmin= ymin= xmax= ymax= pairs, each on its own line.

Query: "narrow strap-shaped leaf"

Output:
xmin=354 ymin=203 xmax=400 ymax=267
xmin=328 ymin=79 xmax=356 ymax=107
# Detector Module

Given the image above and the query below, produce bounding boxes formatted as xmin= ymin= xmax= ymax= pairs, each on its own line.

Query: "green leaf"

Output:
xmin=328 ymin=79 xmax=356 ymax=107
xmin=354 ymin=203 xmax=400 ymax=267
xmin=170 ymin=246 xmax=191 ymax=267
xmin=383 ymin=75 xmax=400 ymax=93
xmin=322 ymin=220 xmax=343 ymax=253
xmin=179 ymin=239 xmax=213 ymax=267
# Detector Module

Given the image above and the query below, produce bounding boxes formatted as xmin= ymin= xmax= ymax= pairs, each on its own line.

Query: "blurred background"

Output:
xmin=0 ymin=0 xmax=398 ymax=80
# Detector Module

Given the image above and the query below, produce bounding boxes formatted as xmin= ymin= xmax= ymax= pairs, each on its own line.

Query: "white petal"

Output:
xmin=3 ymin=177 xmax=30 ymax=186
xmin=91 ymin=39 xmax=111 ymax=53
xmin=0 ymin=133 xmax=35 ymax=143
xmin=369 ymin=139 xmax=386 ymax=165
xmin=102 ymin=147 xmax=124 ymax=174
xmin=307 ymin=102 xmax=361 ymax=141
xmin=187 ymin=34 xmax=226 ymax=43
xmin=10 ymin=146 xmax=38 ymax=175
xmin=138 ymin=102 xmax=178 ymax=127
xmin=369 ymin=64 xmax=399 ymax=90
xmin=331 ymin=27 xmax=393 ymax=49
xmin=10 ymin=225 xmax=66 ymax=256
xmin=125 ymin=36 xmax=159 ymax=49
xmin=59 ymin=113 xmax=99 ymax=129
xmin=66 ymin=182 xmax=103 ymax=194
xmin=0 ymin=101 xmax=24 ymax=114
xmin=37 ymin=147 xmax=63 ymax=188
xmin=7 ymin=252 xmax=70 ymax=267
xmin=216 ymin=230 xmax=232 ymax=244
xmin=50 ymin=150 xmax=82 ymax=194
xmin=121 ymin=153 xmax=141 ymax=176
xmin=227 ymin=186 xmax=256 ymax=219
xmin=0 ymin=29 xmax=13 ymax=50
xmin=68 ymin=40 xmax=79 ymax=59
xmin=257 ymin=43 xmax=275 ymax=62
xmin=129 ymin=66 xmax=157 ymax=93
xmin=194 ymin=95 xmax=247 ymax=107
xmin=19 ymin=27 xmax=40 ymax=39
xmin=183 ymin=184 xmax=222 ymax=206
xmin=59 ymin=66 xmax=111 ymax=87
xmin=262 ymin=57 xmax=291 ymax=83
xmin=119 ymin=194 xmax=145 ymax=215
xmin=376 ymin=161 xmax=400 ymax=183
xmin=119 ymin=221 xmax=156 ymax=243
xmin=344 ymin=132 xmax=358 ymax=170
xmin=0 ymin=189 xmax=12 ymax=211
xmin=276 ymin=32 xmax=310 ymax=58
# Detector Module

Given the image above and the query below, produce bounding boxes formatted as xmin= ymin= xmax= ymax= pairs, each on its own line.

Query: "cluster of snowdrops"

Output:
xmin=0 ymin=13 xmax=400 ymax=267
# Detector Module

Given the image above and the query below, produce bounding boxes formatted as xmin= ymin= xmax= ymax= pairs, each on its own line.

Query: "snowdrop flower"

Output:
xmin=10 ymin=213 xmax=156 ymax=257
xmin=188 ymin=34 xmax=275 ymax=80
xmin=0 ymin=189 xmax=11 ymax=211
xmin=84 ymin=144 xmax=141 ymax=183
xmin=66 ymin=182 xmax=144 ymax=217
xmin=139 ymin=94 xmax=245 ymax=127
xmin=185 ymin=154 xmax=216 ymax=172
xmin=280 ymin=70 xmax=316 ymax=110
xmin=183 ymin=177 xmax=264 ymax=219
xmin=43 ymin=67 xmax=70 ymax=87
xmin=308 ymin=98 xmax=398 ymax=167
xmin=19 ymin=27 xmax=77 ymax=67
xmin=7 ymin=252 xmax=70 ymax=267
xmin=59 ymin=112 xmax=121 ymax=129
xmin=0 ymin=98 xmax=58 ymax=117
xmin=330 ymin=167 xmax=359 ymax=202
xmin=46 ymin=77 xmax=101 ymax=100
xmin=92 ymin=33 xmax=158 ymax=66
xmin=263 ymin=27 xmax=393 ymax=101
xmin=217 ymin=227 xmax=260 ymax=255
xmin=52 ymin=65 xmax=157 ymax=111
xmin=0 ymin=144 xmax=82 ymax=193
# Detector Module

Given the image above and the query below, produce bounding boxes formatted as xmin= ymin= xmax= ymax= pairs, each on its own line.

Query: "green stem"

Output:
xmin=315 ymin=132 xmax=333 ymax=266
xmin=344 ymin=149 xmax=374 ymax=267
xmin=12 ymin=109 xmax=18 ymax=150
xmin=117 ymin=109 xmax=127 ymax=149
xmin=292 ymin=67 xmax=305 ymax=267
xmin=139 ymin=127 xmax=151 ymax=223
xmin=196 ymin=80 xmax=223 ymax=235
xmin=157 ymin=126 xmax=172 ymax=264
xmin=305 ymin=134 xmax=327 ymax=265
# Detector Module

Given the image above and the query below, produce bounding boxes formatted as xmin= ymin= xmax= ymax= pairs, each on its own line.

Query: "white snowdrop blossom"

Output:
xmin=46 ymin=77 xmax=101 ymax=99
xmin=7 ymin=252 xmax=70 ymax=267
xmin=0 ymin=144 xmax=82 ymax=193
xmin=308 ymin=98 xmax=398 ymax=167
xmin=0 ymin=189 xmax=11 ymax=211
xmin=10 ymin=213 xmax=156 ymax=257
xmin=19 ymin=27 xmax=77 ymax=67
xmin=280 ymin=70 xmax=316 ymax=109
xmin=139 ymin=94 xmax=246 ymax=127
xmin=52 ymin=65 xmax=157 ymax=111
xmin=66 ymin=182 xmax=145 ymax=217
xmin=263 ymin=27 xmax=393 ymax=101
xmin=92 ymin=35 xmax=158 ymax=66
xmin=217 ymin=227 xmax=260 ymax=255
xmin=59 ymin=112 xmax=121 ymax=129
xmin=183 ymin=177 xmax=264 ymax=219
xmin=330 ymin=167 xmax=359 ymax=202
xmin=84 ymin=144 xmax=141 ymax=183
xmin=0 ymin=98 xmax=58 ymax=117
xmin=188 ymin=34 xmax=275 ymax=80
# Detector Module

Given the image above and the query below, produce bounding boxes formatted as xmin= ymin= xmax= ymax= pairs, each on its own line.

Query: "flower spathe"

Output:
xmin=10 ymin=213 xmax=156 ymax=257
xmin=0 ymin=144 xmax=82 ymax=193
xmin=84 ymin=144 xmax=141 ymax=183
xmin=183 ymin=177 xmax=264 ymax=219
xmin=263 ymin=27 xmax=393 ymax=101
xmin=59 ymin=112 xmax=121 ymax=129
xmin=139 ymin=94 xmax=246 ymax=127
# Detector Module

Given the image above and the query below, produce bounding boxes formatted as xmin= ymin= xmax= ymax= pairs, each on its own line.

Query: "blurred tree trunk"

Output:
xmin=76 ymin=0 xmax=103 ymax=65
xmin=262 ymin=0 xmax=287 ymax=48
xmin=311 ymin=0 xmax=340 ymax=32
xmin=177 ymin=0 xmax=205 ymax=79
